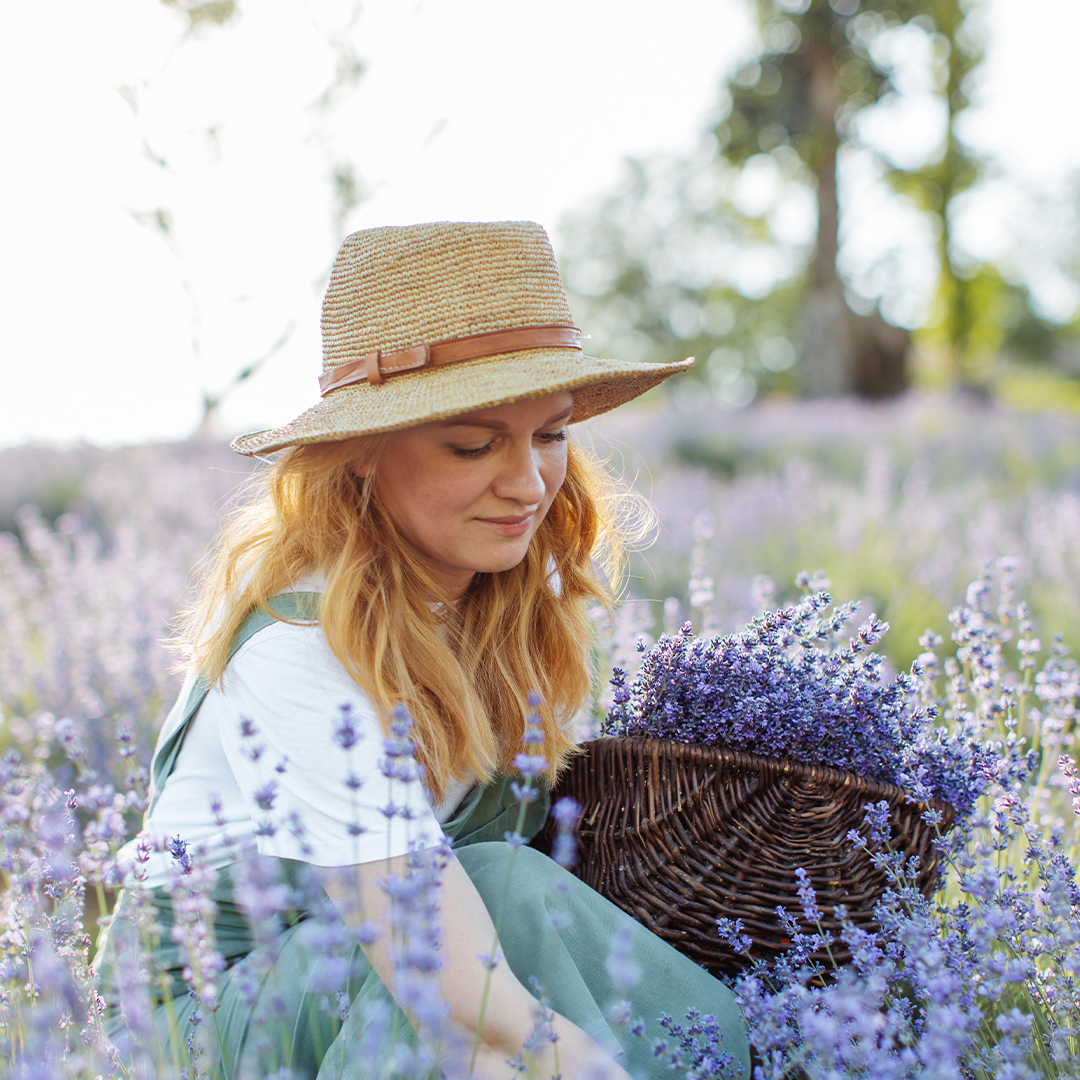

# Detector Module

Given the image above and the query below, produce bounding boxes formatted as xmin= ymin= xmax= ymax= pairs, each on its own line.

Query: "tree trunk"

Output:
xmin=799 ymin=38 xmax=854 ymax=397
xmin=799 ymin=30 xmax=908 ymax=398
xmin=850 ymin=311 xmax=909 ymax=397
xmin=800 ymin=287 xmax=853 ymax=396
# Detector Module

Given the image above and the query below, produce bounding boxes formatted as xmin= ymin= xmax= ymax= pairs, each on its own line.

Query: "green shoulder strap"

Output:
xmin=442 ymin=773 xmax=551 ymax=847
xmin=144 ymin=592 xmax=322 ymax=821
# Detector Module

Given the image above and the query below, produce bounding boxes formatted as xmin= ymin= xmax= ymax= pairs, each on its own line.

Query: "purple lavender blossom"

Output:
xmin=252 ymin=781 xmax=278 ymax=812
xmin=168 ymin=834 xmax=193 ymax=875
xmin=551 ymin=797 xmax=580 ymax=869
xmin=333 ymin=702 xmax=361 ymax=751
xmin=651 ymin=1010 xmax=738 ymax=1079
xmin=602 ymin=593 xmax=993 ymax=815
xmin=511 ymin=753 xmax=548 ymax=780
xmin=605 ymin=926 xmax=641 ymax=997
xmin=715 ymin=918 xmax=752 ymax=956
xmin=793 ymin=868 xmax=822 ymax=926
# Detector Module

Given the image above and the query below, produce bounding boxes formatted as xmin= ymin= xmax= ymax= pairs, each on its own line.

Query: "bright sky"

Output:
xmin=1 ymin=0 xmax=1077 ymax=448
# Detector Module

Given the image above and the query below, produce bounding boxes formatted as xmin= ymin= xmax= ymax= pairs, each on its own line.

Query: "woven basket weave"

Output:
xmin=537 ymin=738 xmax=953 ymax=977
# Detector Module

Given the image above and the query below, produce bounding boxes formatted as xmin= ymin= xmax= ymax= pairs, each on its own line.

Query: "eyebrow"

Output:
xmin=435 ymin=406 xmax=574 ymax=433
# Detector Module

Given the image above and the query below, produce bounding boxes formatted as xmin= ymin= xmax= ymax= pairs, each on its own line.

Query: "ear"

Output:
xmin=348 ymin=455 xmax=372 ymax=480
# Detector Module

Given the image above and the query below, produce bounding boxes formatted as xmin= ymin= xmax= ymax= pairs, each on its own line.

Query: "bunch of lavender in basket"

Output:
xmin=601 ymin=587 xmax=994 ymax=815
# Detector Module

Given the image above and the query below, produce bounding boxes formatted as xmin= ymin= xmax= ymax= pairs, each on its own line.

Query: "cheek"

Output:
xmin=542 ymin=450 xmax=569 ymax=501
xmin=374 ymin=454 xmax=432 ymax=526
xmin=377 ymin=456 xmax=480 ymax=528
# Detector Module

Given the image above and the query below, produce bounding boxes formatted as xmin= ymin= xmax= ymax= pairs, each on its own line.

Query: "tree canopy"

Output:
xmin=560 ymin=0 xmax=1078 ymax=401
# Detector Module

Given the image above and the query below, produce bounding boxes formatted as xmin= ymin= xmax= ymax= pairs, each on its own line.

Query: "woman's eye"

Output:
xmin=451 ymin=443 xmax=494 ymax=458
xmin=538 ymin=429 xmax=568 ymax=444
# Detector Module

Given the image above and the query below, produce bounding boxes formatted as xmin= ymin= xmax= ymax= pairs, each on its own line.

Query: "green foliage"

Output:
xmin=559 ymin=0 xmax=1055 ymax=400
xmin=995 ymin=364 xmax=1080 ymax=415
xmin=875 ymin=0 xmax=997 ymax=379
xmin=160 ymin=0 xmax=239 ymax=29
xmin=720 ymin=0 xmax=919 ymax=169
xmin=560 ymin=152 xmax=810 ymax=405
xmin=921 ymin=261 xmax=1080 ymax=386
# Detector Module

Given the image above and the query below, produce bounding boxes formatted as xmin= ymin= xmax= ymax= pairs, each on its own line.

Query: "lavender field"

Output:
xmin=3 ymin=393 xmax=1080 ymax=1078
xmin=588 ymin=393 xmax=1080 ymax=671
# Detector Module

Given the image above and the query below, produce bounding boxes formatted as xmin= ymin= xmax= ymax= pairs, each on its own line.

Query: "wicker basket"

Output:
xmin=536 ymin=737 xmax=953 ymax=977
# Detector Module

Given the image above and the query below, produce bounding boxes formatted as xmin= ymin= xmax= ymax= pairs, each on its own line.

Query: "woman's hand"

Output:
xmin=324 ymin=851 xmax=633 ymax=1080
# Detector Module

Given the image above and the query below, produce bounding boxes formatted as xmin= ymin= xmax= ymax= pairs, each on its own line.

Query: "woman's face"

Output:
xmin=354 ymin=391 xmax=574 ymax=597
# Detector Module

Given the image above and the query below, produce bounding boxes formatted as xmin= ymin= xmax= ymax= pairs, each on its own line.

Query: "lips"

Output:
xmin=475 ymin=513 xmax=534 ymax=537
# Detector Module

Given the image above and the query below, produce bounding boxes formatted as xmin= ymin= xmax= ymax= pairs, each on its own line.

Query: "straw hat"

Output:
xmin=231 ymin=220 xmax=694 ymax=456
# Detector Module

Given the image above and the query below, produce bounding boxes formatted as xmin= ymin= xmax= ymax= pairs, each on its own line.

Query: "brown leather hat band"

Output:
xmin=319 ymin=324 xmax=582 ymax=395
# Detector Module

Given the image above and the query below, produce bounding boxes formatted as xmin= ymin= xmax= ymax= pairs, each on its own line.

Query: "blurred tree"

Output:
xmin=879 ymin=0 xmax=987 ymax=385
xmin=560 ymin=151 xmax=812 ymax=409
xmin=927 ymin=174 xmax=1080 ymax=384
xmin=160 ymin=0 xmax=239 ymax=30
xmin=560 ymin=0 xmax=993 ymax=401
xmin=719 ymin=0 xmax=941 ymax=398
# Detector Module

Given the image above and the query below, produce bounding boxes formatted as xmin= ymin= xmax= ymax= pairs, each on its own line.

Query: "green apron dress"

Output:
xmin=96 ymin=594 xmax=749 ymax=1079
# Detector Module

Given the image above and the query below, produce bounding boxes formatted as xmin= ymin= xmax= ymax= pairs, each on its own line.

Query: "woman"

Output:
xmin=99 ymin=220 xmax=750 ymax=1079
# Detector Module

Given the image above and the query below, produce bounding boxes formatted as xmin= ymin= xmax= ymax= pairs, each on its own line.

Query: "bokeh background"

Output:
xmin=2 ymin=0 xmax=1079 ymax=770
xmin=3 ymin=0 xmax=1080 ymax=445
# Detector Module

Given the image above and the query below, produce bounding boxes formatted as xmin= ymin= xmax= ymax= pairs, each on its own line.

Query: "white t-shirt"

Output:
xmin=118 ymin=619 xmax=475 ymax=888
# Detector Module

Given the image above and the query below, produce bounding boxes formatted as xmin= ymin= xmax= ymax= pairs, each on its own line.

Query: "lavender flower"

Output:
xmin=165 ymin=845 xmax=225 ymax=1013
xmin=649 ymin=1009 xmax=738 ymax=1079
xmin=602 ymin=589 xmax=993 ymax=815
xmin=168 ymin=835 xmax=193 ymax=875
xmin=793 ymin=868 xmax=822 ymax=926
xmin=380 ymin=704 xmax=424 ymax=786
xmin=716 ymin=918 xmax=752 ymax=956
xmin=551 ymin=796 xmax=580 ymax=869
xmin=333 ymin=702 xmax=361 ymax=751
xmin=8 ymin=416 xmax=1080 ymax=1078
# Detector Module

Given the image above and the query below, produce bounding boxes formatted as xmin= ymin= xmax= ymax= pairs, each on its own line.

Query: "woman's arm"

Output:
xmin=324 ymin=853 xmax=632 ymax=1080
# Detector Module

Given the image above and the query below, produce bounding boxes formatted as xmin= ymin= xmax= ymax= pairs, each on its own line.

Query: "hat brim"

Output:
xmin=231 ymin=349 xmax=693 ymax=456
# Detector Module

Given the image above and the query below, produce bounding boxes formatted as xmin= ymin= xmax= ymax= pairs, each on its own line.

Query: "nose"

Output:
xmin=493 ymin=439 xmax=545 ymax=507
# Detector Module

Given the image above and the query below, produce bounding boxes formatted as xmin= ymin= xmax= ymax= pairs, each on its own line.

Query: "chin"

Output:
xmin=477 ymin=557 xmax=529 ymax=576
xmin=476 ymin=547 xmax=531 ymax=576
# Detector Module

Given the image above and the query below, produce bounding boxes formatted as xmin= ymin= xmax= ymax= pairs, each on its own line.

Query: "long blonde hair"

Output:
xmin=174 ymin=434 xmax=631 ymax=801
